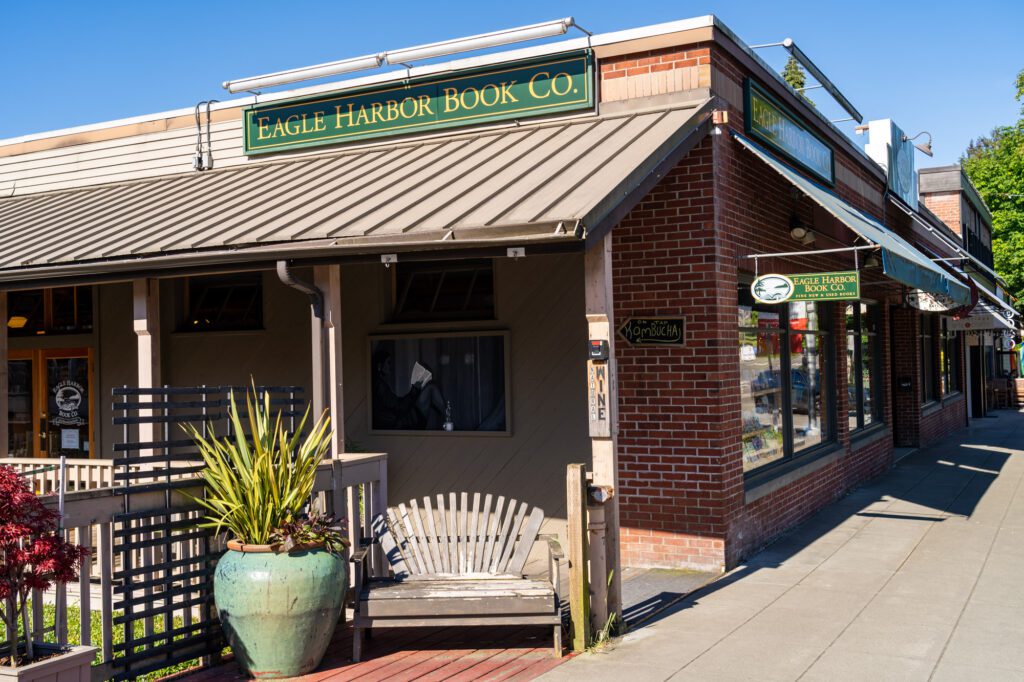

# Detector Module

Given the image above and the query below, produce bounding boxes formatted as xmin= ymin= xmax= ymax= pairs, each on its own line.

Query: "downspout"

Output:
xmin=276 ymin=260 xmax=328 ymax=417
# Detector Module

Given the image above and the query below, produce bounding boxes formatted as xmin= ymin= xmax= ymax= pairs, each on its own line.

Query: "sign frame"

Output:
xmin=617 ymin=317 xmax=686 ymax=347
xmin=752 ymin=271 xmax=860 ymax=303
xmin=244 ymin=50 xmax=594 ymax=155
xmin=744 ymin=78 xmax=835 ymax=186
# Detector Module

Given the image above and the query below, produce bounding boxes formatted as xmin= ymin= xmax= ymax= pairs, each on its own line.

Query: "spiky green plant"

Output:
xmin=183 ymin=387 xmax=333 ymax=545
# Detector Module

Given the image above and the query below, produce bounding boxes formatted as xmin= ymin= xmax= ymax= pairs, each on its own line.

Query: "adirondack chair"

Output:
xmin=350 ymin=492 xmax=564 ymax=661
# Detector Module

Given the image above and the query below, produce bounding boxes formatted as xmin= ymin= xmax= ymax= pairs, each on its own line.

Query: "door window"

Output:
xmin=45 ymin=356 xmax=91 ymax=457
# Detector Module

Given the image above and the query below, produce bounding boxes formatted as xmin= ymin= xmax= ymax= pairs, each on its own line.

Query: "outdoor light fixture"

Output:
xmin=789 ymin=212 xmax=815 ymax=245
xmin=865 ymin=253 xmax=881 ymax=268
xmin=222 ymin=53 xmax=385 ymax=93
xmin=221 ymin=18 xmax=587 ymax=93
xmin=903 ymin=131 xmax=934 ymax=157
xmin=384 ymin=18 xmax=582 ymax=65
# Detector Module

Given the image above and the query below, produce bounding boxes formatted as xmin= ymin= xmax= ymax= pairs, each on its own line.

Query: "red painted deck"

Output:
xmin=176 ymin=623 xmax=569 ymax=682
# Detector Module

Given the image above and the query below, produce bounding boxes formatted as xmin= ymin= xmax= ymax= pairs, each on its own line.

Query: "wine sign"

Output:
xmin=618 ymin=317 xmax=685 ymax=346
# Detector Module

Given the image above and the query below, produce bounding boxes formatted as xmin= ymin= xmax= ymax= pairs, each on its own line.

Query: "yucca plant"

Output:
xmin=183 ymin=386 xmax=337 ymax=547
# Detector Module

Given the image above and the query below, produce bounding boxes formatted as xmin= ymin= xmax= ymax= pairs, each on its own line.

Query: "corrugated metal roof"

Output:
xmin=0 ymin=99 xmax=712 ymax=280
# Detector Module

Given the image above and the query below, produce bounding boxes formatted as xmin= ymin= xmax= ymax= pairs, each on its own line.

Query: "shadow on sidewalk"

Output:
xmin=624 ymin=410 xmax=1020 ymax=631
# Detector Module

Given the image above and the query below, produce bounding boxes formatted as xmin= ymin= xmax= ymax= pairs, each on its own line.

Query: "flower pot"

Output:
xmin=215 ymin=540 xmax=347 ymax=679
xmin=0 ymin=643 xmax=97 ymax=682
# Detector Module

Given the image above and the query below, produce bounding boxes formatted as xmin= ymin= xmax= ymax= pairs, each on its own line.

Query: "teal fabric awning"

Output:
xmin=733 ymin=132 xmax=972 ymax=306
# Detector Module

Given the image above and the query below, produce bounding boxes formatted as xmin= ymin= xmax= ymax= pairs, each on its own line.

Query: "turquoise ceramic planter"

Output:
xmin=214 ymin=542 xmax=347 ymax=679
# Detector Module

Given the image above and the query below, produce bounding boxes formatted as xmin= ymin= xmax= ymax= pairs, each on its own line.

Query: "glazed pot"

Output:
xmin=214 ymin=540 xmax=347 ymax=679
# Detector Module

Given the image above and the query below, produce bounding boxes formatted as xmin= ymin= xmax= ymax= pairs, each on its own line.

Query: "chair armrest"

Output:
xmin=350 ymin=546 xmax=371 ymax=564
xmin=540 ymin=534 xmax=564 ymax=561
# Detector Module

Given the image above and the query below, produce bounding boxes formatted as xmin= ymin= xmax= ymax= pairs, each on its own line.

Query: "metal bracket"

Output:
xmin=381 ymin=254 xmax=398 ymax=268
xmin=507 ymin=247 xmax=525 ymax=259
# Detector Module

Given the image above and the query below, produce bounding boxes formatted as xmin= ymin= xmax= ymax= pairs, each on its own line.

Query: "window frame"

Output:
xmin=846 ymin=302 xmax=884 ymax=432
xmin=739 ymin=288 xmax=837 ymax=480
xmin=390 ymin=259 xmax=496 ymax=323
xmin=941 ymin=319 xmax=961 ymax=396
xmin=920 ymin=315 xmax=939 ymax=405
xmin=176 ymin=273 xmax=265 ymax=333
xmin=6 ymin=286 xmax=94 ymax=337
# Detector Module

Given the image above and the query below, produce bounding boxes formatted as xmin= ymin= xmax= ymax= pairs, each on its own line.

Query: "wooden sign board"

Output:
xmin=618 ymin=317 xmax=685 ymax=346
xmin=587 ymin=360 xmax=611 ymax=438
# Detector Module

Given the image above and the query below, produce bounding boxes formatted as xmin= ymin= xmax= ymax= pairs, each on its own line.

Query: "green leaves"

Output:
xmin=184 ymin=386 xmax=333 ymax=546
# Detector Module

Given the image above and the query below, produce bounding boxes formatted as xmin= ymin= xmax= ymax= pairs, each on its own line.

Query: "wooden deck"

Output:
xmin=177 ymin=622 xmax=569 ymax=682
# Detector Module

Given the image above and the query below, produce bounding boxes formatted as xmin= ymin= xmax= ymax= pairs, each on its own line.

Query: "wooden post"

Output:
xmin=132 ymin=279 xmax=160 ymax=449
xmin=314 ymin=265 xmax=345 ymax=457
xmin=567 ymin=463 xmax=590 ymax=651
xmin=584 ymin=232 xmax=622 ymax=624
xmin=0 ymin=292 xmax=8 ymax=457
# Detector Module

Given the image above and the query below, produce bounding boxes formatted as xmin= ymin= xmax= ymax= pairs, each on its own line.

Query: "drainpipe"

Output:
xmin=276 ymin=260 xmax=328 ymax=418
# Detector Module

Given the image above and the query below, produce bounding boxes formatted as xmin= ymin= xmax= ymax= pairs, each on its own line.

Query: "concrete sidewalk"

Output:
xmin=543 ymin=410 xmax=1024 ymax=681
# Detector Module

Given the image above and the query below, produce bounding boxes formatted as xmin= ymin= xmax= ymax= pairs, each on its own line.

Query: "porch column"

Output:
xmin=314 ymin=265 xmax=345 ymax=457
xmin=584 ymin=232 xmax=622 ymax=625
xmin=133 ymin=279 xmax=161 ymax=449
xmin=0 ymin=292 xmax=8 ymax=457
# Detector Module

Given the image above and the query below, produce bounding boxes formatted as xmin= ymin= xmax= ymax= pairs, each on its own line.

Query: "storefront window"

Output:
xmin=7 ymin=287 xmax=93 ymax=337
xmin=739 ymin=286 xmax=834 ymax=475
xmin=370 ymin=332 xmax=508 ymax=433
xmin=921 ymin=315 xmax=937 ymax=403
xmin=846 ymin=302 xmax=882 ymax=430
xmin=941 ymin=320 xmax=961 ymax=395
xmin=179 ymin=273 xmax=263 ymax=332
xmin=392 ymin=260 xmax=494 ymax=322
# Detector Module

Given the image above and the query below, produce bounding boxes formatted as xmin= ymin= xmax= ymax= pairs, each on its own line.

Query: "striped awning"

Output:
xmin=0 ymin=98 xmax=713 ymax=283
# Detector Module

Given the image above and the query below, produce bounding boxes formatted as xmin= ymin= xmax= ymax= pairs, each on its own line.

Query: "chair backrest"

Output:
xmin=371 ymin=492 xmax=545 ymax=579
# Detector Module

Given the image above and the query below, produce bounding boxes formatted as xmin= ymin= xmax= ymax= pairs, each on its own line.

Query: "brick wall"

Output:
xmin=599 ymin=46 xmax=711 ymax=103
xmin=610 ymin=39 xmax=967 ymax=572
xmin=921 ymin=191 xmax=963 ymax=236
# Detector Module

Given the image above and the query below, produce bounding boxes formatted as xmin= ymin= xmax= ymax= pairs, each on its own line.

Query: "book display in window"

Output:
xmin=739 ymin=308 xmax=784 ymax=471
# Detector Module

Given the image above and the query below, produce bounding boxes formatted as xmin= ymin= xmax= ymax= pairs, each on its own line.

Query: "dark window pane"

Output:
xmin=7 ymin=290 xmax=44 ymax=336
xmin=182 ymin=274 xmax=263 ymax=332
xmin=393 ymin=260 xmax=494 ymax=321
xmin=371 ymin=334 xmax=506 ymax=432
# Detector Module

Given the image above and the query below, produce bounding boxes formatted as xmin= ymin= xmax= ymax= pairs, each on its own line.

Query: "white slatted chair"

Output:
xmin=350 ymin=492 xmax=563 ymax=661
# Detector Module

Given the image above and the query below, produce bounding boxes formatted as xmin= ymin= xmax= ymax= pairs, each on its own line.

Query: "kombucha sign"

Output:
xmin=244 ymin=51 xmax=593 ymax=154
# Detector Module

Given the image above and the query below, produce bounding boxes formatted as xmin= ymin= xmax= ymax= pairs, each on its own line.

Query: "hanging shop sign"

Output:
xmin=751 ymin=271 xmax=860 ymax=304
xmin=744 ymin=79 xmax=834 ymax=185
xmin=244 ymin=51 xmax=594 ymax=155
xmin=906 ymin=289 xmax=959 ymax=312
xmin=618 ymin=317 xmax=685 ymax=346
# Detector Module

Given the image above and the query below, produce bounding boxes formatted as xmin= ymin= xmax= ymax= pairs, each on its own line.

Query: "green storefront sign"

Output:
xmin=744 ymin=79 xmax=834 ymax=185
xmin=244 ymin=51 xmax=594 ymax=155
xmin=751 ymin=271 xmax=860 ymax=303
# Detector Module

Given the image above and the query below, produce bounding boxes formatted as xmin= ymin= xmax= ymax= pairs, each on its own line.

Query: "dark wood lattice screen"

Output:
xmin=110 ymin=385 xmax=303 ymax=681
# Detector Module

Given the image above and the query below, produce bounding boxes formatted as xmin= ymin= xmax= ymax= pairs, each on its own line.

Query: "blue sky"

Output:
xmin=2 ymin=1 xmax=1021 ymax=165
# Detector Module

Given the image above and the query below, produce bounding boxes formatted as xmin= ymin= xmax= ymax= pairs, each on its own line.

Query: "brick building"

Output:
xmin=1 ymin=14 xmax=1018 ymax=584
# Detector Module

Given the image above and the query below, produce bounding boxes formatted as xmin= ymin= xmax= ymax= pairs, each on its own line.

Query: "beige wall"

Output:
xmin=340 ymin=253 xmax=591 ymax=532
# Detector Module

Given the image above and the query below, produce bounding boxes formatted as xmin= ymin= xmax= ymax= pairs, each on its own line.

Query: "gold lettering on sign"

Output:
xmin=256 ymin=116 xmax=272 ymax=140
xmin=528 ymin=71 xmax=551 ymax=99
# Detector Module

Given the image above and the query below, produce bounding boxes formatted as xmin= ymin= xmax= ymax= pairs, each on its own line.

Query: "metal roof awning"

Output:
xmin=733 ymin=132 xmax=972 ymax=306
xmin=0 ymin=98 xmax=714 ymax=284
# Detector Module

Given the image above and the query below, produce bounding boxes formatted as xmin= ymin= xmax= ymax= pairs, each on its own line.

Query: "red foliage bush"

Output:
xmin=1 ymin=464 xmax=89 ymax=664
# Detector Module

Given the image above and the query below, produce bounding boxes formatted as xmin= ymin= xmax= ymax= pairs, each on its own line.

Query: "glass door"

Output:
xmin=6 ymin=348 xmax=93 ymax=458
xmin=42 ymin=349 xmax=93 ymax=458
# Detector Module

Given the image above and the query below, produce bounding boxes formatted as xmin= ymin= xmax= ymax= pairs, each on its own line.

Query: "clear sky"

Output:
xmin=2 ymin=0 xmax=1021 ymax=166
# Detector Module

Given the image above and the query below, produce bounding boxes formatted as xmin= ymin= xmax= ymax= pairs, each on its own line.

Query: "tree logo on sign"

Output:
xmin=751 ymin=274 xmax=794 ymax=303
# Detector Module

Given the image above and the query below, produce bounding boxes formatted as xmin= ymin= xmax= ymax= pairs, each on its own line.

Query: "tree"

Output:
xmin=962 ymin=69 xmax=1024 ymax=311
xmin=0 ymin=465 xmax=88 ymax=665
xmin=781 ymin=55 xmax=813 ymax=105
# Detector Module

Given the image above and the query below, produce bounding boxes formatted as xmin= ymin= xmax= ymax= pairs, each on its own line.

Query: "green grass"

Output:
xmin=1 ymin=603 xmax=222 ymax=680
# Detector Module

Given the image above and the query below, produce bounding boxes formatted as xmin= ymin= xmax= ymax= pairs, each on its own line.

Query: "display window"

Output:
xmin=738 ymin=285 xmax=835 ymax=475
